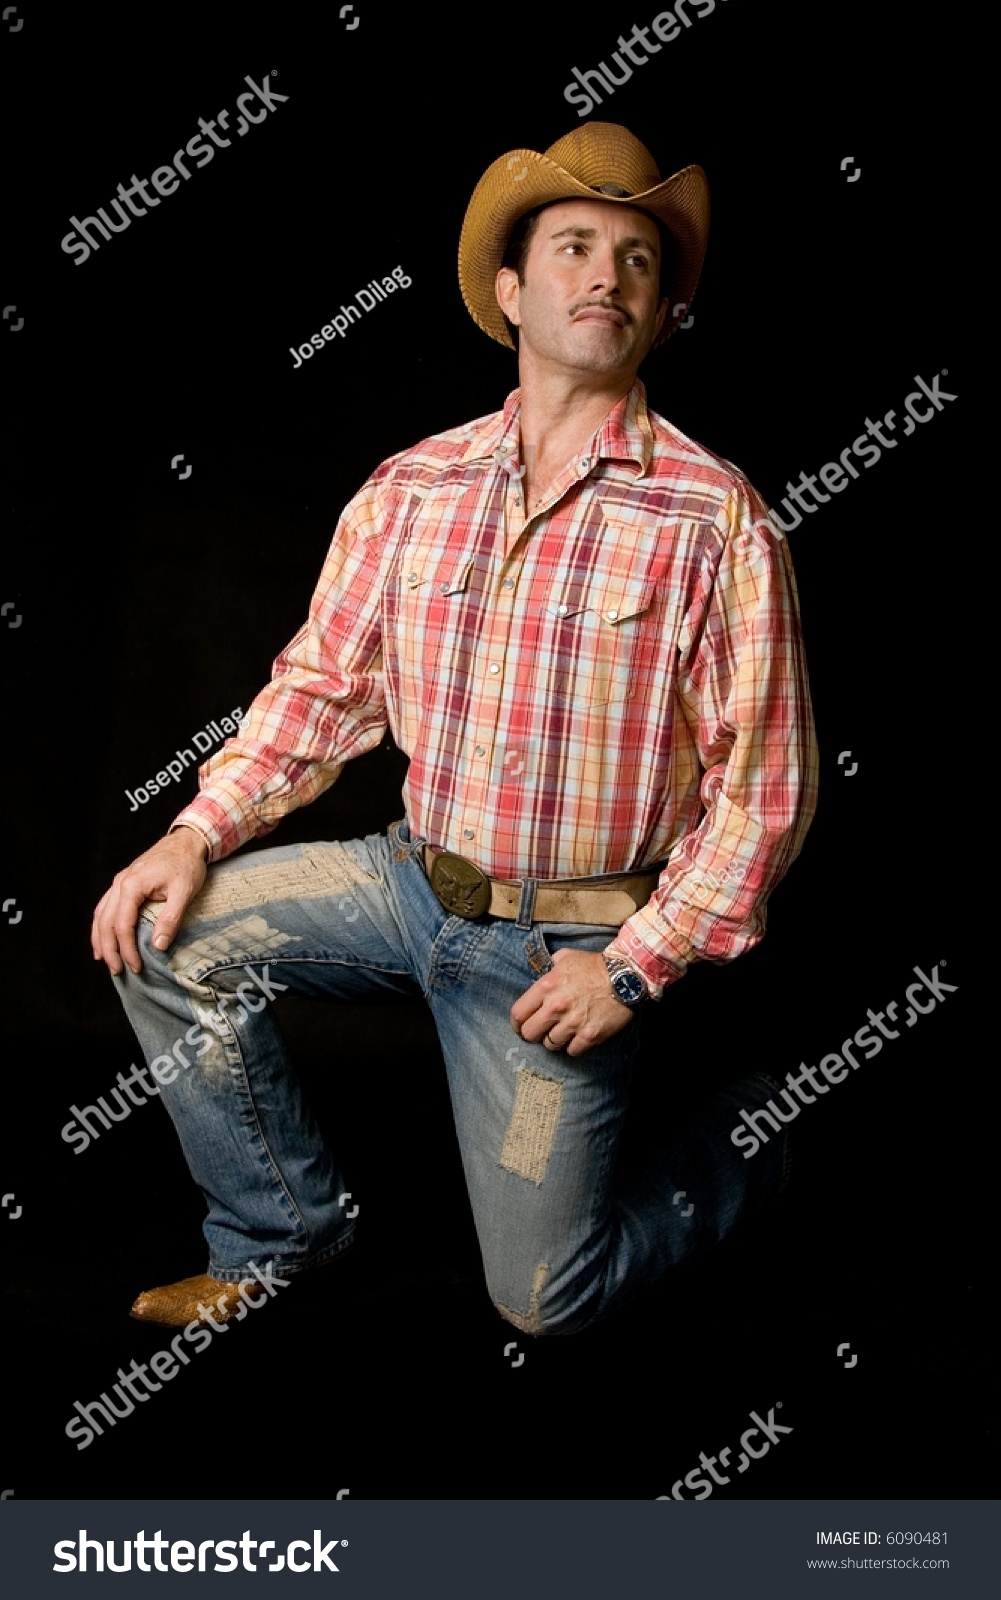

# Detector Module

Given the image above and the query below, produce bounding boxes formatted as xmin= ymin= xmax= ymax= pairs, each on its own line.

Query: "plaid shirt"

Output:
xmin=173 ymin=380 xmax=818 ymax=996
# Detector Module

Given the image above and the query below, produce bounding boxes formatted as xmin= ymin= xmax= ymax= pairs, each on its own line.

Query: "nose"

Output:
xmin=588 ymin=243 xmax=622 ymax=296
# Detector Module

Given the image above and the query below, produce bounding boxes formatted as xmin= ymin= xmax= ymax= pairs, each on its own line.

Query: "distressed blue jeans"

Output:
xmin=115 ymin=818 xmax=788 ymax=1335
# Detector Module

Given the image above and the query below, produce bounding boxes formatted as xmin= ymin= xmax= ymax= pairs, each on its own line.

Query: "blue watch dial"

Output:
xmin=611 ymin=968 xmax=646 ymax=1005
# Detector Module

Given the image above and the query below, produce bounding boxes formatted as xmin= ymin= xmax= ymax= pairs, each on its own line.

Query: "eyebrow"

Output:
xmin=547 ymin=226 xmax=659 ymax=256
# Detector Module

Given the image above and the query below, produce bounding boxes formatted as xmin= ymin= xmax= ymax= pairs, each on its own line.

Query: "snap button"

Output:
xmin=407 ymin=571 xmax=418 ymax=584
xmin=462 ymin=828 xmax=475 ymax=840
xmin=474 ymin=744 xmax=485 ymax=756
xmin=489 ymin=663 xmax=500 ymax=674
xmin=502 ymin=578 xmax=514 ymax=590
xmin=557 ymin=603 xmax=570 ymax=616
xmin=606 ymin=608 xmax=619 ymax=621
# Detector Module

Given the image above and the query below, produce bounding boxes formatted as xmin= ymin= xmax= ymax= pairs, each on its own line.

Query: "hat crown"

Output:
xmin=542 ymin=123 xmax=662 ymax=199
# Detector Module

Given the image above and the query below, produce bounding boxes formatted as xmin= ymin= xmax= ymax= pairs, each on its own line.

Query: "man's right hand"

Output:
xmin=91 ymin=826 xmax=209 ymax=976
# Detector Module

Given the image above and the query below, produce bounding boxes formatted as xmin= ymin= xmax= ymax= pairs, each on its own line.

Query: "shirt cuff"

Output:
xmin=168 ymin=791 xmax=242 ymax=863
xmin=604 ymin=936 xmax=687 ymax=999
xmin=168 ymin=817 xmax=215 ymax=863
xmin=603 ymin=947 xmax=665 ymax=1001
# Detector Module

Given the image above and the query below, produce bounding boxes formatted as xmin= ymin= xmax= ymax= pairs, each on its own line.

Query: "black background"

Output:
xmin=0 ymin=1 xmax=987 ymax=1503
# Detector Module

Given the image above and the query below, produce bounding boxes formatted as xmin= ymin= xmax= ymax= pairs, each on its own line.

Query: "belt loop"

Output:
xmin=402 ymin=816 xmax=424 ymax=857
xmin=515 ymin=878 xmax=538 ymax=929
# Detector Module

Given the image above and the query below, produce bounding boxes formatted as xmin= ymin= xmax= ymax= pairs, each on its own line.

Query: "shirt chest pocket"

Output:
xmin=395 ymin=549 xmax=479 ymax=675
xmin=543 ymin=572 xmax=659 ymax=707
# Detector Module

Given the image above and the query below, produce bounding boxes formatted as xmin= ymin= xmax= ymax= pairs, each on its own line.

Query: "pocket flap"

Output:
xmin=402 ymin=553 xmax=475 ymax=594
xmin=435 ymin=556 xmax=475 ymax=596
xmin=598 ymin=573 xmax=657 ymax=626
xmin=546 ymin=572 xmax=656 ymax=624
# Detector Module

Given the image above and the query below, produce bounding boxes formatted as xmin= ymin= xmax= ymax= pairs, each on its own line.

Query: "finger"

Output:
xmin=91 ymin=889 xmax=113 ymax=960
xmin=520 ymin=1006 xmax=563 ymax=1046
xmin=113 ymin=905 xmax=144 ymax=976
xmin=147 ymin=906 xmax=177 ymax=954
xmin=110 ymin=880 xmax=164 ymax=976
xmin=96 ymin=883 xmax=131 ymax=976
xmin=146 ymin=881 xmax=195 ymax=954
xmin=510 ymin=978 xmax=546 ymax=1034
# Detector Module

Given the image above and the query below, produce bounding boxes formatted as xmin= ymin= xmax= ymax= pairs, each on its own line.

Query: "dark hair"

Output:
xmin=499 ymin=206 xmax=546 ymax=346
xmin=498 ymin=202 xmax=675 ymax=348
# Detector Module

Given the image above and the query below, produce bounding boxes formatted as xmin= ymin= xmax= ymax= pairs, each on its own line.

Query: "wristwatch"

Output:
xmin=603 ymin=954 xmax=650 ymax=1009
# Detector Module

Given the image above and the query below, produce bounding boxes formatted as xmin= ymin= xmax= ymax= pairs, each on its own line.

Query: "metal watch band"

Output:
xmin=603 ymin=954 xmax=650 ymax=1007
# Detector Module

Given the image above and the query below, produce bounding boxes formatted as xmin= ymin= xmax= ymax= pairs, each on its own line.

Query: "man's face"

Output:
xmin=495 ymin=199 xmax=669 ymax=379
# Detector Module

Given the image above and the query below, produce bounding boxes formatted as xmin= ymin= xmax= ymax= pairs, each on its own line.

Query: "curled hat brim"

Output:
xmin=458 ymin=142 xmax=710 ymax=350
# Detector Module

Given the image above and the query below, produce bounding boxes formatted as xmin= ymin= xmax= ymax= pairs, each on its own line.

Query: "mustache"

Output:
xmin=570 ymin=298 xmax=633 ymax=324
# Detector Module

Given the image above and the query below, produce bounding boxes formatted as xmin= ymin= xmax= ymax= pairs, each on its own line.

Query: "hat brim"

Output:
xmin=458 ymin=148 xmax=709 ymax=350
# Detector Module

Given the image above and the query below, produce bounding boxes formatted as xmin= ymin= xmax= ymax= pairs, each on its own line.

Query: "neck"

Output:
xmin=515 ymin=358 xmax=638 ymax=508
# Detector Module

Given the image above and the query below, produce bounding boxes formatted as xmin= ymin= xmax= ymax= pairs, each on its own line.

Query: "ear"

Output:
xmin=495 ymin=266 xmax=521 ymax=327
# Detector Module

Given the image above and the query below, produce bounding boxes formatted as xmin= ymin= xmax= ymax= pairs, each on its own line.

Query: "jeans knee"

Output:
xmin=492 ymin=1300 xmax=553 ymax=1338
xmin=112 ymin=926 xmax=170 ymax=1008
xmin=491 ymin=1295 xmax=593 ymax=1339
xmin=489 ymin=1262 xmax=598 ymax=1338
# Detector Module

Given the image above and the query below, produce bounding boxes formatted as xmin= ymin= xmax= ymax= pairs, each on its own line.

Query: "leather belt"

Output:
xmin=421 ymin=843 xmax=662 ymax=925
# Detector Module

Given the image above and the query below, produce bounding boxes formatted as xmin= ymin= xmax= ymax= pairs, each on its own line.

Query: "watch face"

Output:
xmin=612 ymin=969 xmax=646 ymax=1005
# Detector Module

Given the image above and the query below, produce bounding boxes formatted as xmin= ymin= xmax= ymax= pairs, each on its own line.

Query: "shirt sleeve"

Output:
xmin=170 ymin=464 xmax=394 ymax=862
xmin=606 ymin=482 xmax=819 ymax=994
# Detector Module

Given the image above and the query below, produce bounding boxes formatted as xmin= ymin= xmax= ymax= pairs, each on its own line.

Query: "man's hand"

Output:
xmin=510 ymin=948 xmax=636 ymax=1058
xmin=91 ymin=827 xmax=209 ymax=977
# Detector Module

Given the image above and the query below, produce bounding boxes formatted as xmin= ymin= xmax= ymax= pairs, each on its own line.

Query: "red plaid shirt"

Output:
xmin=173 ymin=380 xmax=818 ymax=996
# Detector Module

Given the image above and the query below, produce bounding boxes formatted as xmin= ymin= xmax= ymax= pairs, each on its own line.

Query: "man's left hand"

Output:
xmin=510 ymin=949 xmax=636 ymax=1058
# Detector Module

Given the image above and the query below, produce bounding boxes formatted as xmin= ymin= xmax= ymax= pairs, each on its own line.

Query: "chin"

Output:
xmin=565 ymin=332 xmax=640 ymax=373
xmin=573 ymin=355 xmax=634 ymax=376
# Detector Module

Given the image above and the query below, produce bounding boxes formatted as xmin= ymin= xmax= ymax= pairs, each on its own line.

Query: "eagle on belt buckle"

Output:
xmin=429 ymin=851 xmax=492 ymax=919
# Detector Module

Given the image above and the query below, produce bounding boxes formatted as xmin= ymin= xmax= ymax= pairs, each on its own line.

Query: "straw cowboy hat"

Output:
xmin=458 ymin=122 xmax=709 ymax=350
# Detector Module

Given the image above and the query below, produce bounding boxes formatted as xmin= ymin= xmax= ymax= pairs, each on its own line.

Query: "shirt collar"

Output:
xmin=459 ymin=378 xmax=654 ymax=477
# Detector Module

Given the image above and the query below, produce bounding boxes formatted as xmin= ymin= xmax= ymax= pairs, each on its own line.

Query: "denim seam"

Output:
xmin=183 ymin=955 xmax=415 ymax=983
xmin=425 ymin=916 xmax=492 ymax=994
xmin=197 ymin=977 xmax=312 ymax=1255
xmin=378 ymin=822 xmax=437 ymax=984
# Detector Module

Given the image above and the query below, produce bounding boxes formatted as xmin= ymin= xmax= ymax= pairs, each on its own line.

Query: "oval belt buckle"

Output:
xmin=429 ymin=852 xmax=492 ymax=919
